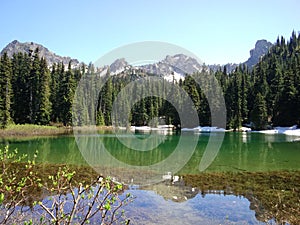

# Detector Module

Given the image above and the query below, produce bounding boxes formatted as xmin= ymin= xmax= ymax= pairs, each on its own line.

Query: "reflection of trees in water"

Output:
xmin=101 ymin=133 xmax=177 ymax=166
xmin=2 ymin=136 xmax=87 ymax=166
xmin=183 ymin=171 xmax=300 ymax=224
xmin=180 ymin=133 xmax=299 ymax=173
xmin=75 ymin=133 xmax=179 ymax=169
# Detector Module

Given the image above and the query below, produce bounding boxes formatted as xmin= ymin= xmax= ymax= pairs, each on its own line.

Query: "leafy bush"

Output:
xmin=0 ymin=146 xmax=132 ymax=224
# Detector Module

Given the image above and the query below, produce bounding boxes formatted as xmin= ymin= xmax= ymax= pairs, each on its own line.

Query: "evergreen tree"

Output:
xmin=59 ymin=61 xmax=75 ymax=126
xmin=0 ymin=53 xmax=12 ymax=128
xmin=36 ymin=58 xmax=51 ymax=125
xmin=50 ymin=63 xmax=60 ymax=122
xmin=28 ymin=48 xmax=41 ymax=123
xmin=99 ymin=75 xmax=113 ymax=126
xmin=232 ymin=69 xmax=242 ymax=129
xmin=11 ymin=52 xmax=31 ymax=124
xmin=273 ymin=70 xmax=298 ymax=126
xmin=96 ymin=111 xmax=105 ymax=126
xmin=251 ymin=93 xmax=268 ymax=130
xmin=104 ymin=77 xmax=113 ymax=125
xmin=240 ymin=69 xmax=249 ymax=123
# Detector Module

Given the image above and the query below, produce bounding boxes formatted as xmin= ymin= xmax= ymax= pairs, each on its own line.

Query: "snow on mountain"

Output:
xmin=162 ymin=54 xmax=203 ymax=74
xmin=109 ymin=58 xmax=129 ymax=75
xmin=103 ymin=54 xmax=204 ymax=81
xmin=1 ymin=39 xmax=273 ymax=77
xmin=139 ymin=54 xmax=204 ymax=80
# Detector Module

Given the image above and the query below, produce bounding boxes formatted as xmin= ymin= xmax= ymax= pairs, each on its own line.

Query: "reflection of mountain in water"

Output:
xmin=140 ymin=171 xmax=300 ymax=224
xmin=142 ymin=175 xmax=198 ymax=202
xmin=183 ymin=171 xmax=300 ymax=224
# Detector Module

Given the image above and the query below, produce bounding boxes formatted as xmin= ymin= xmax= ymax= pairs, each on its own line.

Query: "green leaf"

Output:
xmin=104 ymin=202 xmax=111 ymax=211
xmin=0 ymin=193 xmax=4 ymax=204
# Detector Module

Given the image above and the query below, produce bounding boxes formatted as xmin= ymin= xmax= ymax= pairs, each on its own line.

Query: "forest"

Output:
xmin=0 ymin=32 xmax=300 ymax=130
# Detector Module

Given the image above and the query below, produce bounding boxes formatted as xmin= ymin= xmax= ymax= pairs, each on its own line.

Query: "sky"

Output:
xmin=1 ymin=0 xmax=300 ymax=65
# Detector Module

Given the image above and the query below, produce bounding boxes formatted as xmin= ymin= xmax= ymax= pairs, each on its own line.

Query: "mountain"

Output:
xmin=161 ymin=54 xmax=203 ymax=74
xmin=208 ymin=63 xmax=239 ymax=74
xmin=107 ymin=54 xmax=206 ymax=82
xmin=0 ymin=39 xmax=273 ymax=76
xmin=244 ymin=39 xmax=273 ymax=68
xmin=209 ymin=39 xmax=273 ymax=73
xmin=109 ymin=58 xmax=129 ymax=75
xmin=0 ymin=40 xmax=80 ymax=67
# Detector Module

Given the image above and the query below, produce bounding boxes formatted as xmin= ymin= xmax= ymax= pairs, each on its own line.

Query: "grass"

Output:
xmin=0 ymin=124 xmax=117 ymax=138
xmin=0 ymin=124 xmax=72 ymax=137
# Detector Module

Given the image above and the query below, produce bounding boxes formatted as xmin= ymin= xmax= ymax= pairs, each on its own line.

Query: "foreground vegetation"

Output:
xmin=0 ymin=147 xmax=132 ymax=224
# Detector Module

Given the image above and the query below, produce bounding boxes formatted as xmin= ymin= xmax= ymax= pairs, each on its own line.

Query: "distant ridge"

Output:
xmin=0 ymin=40 xmax=80 ymax=67
xmin=0 ymin=39 xmax=273 ymax=74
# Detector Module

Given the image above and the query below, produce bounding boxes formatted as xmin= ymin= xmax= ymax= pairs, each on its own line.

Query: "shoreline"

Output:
xmin=2 ymin=124 xmax=300 ymax=139
xmin=0 ymin=124 xmax=72 ymax=138
xmin=0 ymin=124 xmax=117 ymax=138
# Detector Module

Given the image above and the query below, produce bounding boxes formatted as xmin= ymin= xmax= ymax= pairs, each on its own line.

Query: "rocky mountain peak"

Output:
xmin=109 ymin=58 xmax=129 ymax=75
xmin=0 ymin=40 xmax=80 ymax=67
xmin=162 ymin=54 xmax=203 ymax=74
xmin=245 ymin=39 xmax=273 ymax=68
xmin=209 ymin=39 xmax=273 ymax=73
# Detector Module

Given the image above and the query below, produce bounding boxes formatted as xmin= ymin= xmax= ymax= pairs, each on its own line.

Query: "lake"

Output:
xmin=1 ymin=131 xmax=300 ymax=224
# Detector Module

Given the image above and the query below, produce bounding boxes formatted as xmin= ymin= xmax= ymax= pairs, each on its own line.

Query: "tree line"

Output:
xmin=0 ymin=32 xmax=299 ymax=130
xmin=0 ymin=48 xmax=83 ymax=128
xmin=221 ymin=31 xmax=300 ymax=129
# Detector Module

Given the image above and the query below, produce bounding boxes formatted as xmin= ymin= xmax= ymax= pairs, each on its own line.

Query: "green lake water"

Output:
xmin=1 ymin=131 xmax=300 ymax=224
xmin=2 ymin=132 xmax=300 ymax=172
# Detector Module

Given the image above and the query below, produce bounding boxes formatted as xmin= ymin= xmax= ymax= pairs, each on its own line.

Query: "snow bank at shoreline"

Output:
xmin=116 ymin=125 xmax=174 ymax=132
xmin=117 ymin=125 xmax=300 ymax=136
xmin=252 ymin=125 xmax=300 ymax=136
xmin=181 ymin=126 xmax=225 ymax=132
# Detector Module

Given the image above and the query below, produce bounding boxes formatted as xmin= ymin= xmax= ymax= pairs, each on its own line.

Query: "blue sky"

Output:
xmin=1 ymin=0 xmax=299 ymax=64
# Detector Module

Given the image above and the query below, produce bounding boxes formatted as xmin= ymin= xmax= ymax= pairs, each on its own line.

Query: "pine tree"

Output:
xmin=50 ymin=63 xmax=59 ymax=122
xmin=96 ymin=111 xmax=105 ymax=126
xmin=241 ymin=69 xmax=249 ymax=123
xmin=36 ymin=58 xmax=51 ymax=125
xmin=0 ymin=53 xmax=12 ymax=128
xmin=29 ymin=48 xmax=41 ymax=123
xmin=11 ymin=52 xmax=31 ymax=124
xmin=273 ymin=70 xmax=298 ymax=126
xmin=251 ymin=93 xmax=268 ymax=130
xmin=232 ymin=69 xmax=242 ymax=130
xmin=103 ymin=76 xmax=113 ymax=125
xmin=59 ymin=61 xmax=75 ymax=126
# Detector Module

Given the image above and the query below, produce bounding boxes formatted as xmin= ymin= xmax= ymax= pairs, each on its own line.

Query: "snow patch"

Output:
xmin=252 ymin=125 xmax=300 ymax=136
xmin=181 ymin=126 xmax=225 ymax=132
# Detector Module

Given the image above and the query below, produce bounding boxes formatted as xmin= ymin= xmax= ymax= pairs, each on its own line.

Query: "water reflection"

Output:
xmin=1 ymin=159 xmax=299 ymax=224
xmin=1 ymin=132 xmax=300 ymax=224
xmin=128 ymin=171 xmax=299 ymax=224
xmin=126 ymin=190 xmax=264 ymax=225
